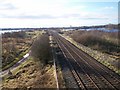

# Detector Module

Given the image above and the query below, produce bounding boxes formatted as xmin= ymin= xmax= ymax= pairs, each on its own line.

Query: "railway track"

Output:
xmin=52 ymin=32 xmax=120 ymax=89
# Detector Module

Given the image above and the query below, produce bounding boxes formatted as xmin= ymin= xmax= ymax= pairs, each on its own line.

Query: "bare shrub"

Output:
xmin=68 ymin=30 xmax=120 ymax=55
xmin=2 ymin=31 xmax=26 ymax=38
xmin=31 ymin=33 xmax=51 ymax=66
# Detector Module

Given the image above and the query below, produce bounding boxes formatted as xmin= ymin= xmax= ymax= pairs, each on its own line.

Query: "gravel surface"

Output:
xmin=53 ymin=41 xmax=79 ymax=88
xmin=60 ymin=34 xmax=120 ymax=75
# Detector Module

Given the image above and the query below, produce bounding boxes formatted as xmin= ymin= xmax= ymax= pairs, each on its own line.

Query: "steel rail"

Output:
xmin=55 ymin=34 xmax=100 ymax=89
xmin=59 ymin=34 xmax=119 ymax=89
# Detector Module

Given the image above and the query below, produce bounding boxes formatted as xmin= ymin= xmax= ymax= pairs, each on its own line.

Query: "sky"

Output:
xmin=0 ymin=0 xmax=119 ymax=28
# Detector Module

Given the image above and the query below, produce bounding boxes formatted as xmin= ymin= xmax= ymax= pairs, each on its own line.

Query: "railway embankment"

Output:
xmin=60 ymin=34 xmax=120 ymax=75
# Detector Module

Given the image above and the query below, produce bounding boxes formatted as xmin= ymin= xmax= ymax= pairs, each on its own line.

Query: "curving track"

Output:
xmin=52 ymin=31 xmax=120 ymax=90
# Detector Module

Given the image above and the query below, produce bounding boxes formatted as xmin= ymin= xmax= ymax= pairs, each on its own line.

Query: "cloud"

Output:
xmin=0 ymin=11 xmax=115 ymax=23
xmin=0 ymin=13 xmax=107 ymax=20
xmin=0 ymin=14 xmax=57 ymax=19
xmin=100 ymin=6 xmax=114 ymax=11
xmin=0 ymin=1 xmax=17 ymax=10
xmin=104 ymin=6 xmax=114 ymax=9
xmin=82 ymin=17 xmax=109 ymax=20
xmin=0 ymin=13 xmax=79 ymax=19
xmin=0 ymin=0 xmax=118 ymax=27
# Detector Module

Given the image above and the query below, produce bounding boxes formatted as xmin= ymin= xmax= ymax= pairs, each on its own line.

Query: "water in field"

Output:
xmin=83 ymin=28 xmax=119 ymax=32
xmin=0 ymin=29 xmax=22 ymax=34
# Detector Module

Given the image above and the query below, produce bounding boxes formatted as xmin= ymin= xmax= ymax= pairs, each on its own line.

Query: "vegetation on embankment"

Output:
xmin=2 ymin=31 xmax=57 ymax=89
xmin=63 ymin=30 xmax=120 ymax=56
xmin=59 ymin=30 xmax=120 ymax=74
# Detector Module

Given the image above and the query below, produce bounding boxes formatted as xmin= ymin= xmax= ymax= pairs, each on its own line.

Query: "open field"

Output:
xmin=2 ymin=30 xmax=41 ymax=71
xmin=2 ymin=30 xmax=57 ymax=89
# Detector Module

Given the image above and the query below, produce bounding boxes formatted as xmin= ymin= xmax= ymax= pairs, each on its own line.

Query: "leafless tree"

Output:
xmin=31 ymin=33 xmax=51 ymax=66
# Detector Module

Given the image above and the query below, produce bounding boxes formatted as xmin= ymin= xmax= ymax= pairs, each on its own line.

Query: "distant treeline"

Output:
xmin=1 ymin=24 xmax=118 ymax=30
xmin=2 ymin=31 xmax=26 ymax=38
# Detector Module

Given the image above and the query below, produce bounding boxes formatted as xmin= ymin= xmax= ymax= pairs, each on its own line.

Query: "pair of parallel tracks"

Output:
xmin=52 ymin=32 xmax=120 ymax=90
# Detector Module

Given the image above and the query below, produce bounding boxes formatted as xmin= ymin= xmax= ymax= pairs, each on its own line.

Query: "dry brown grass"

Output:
xmin=2 ymin=57 xmax=56 ymax=89
xmin=60 ymin=32 xmax=120 ymax=74
xmin=64 ymin=30 xmax=120 ymax=56
xmin=2 ymin=31 xmax=34 ymax=70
